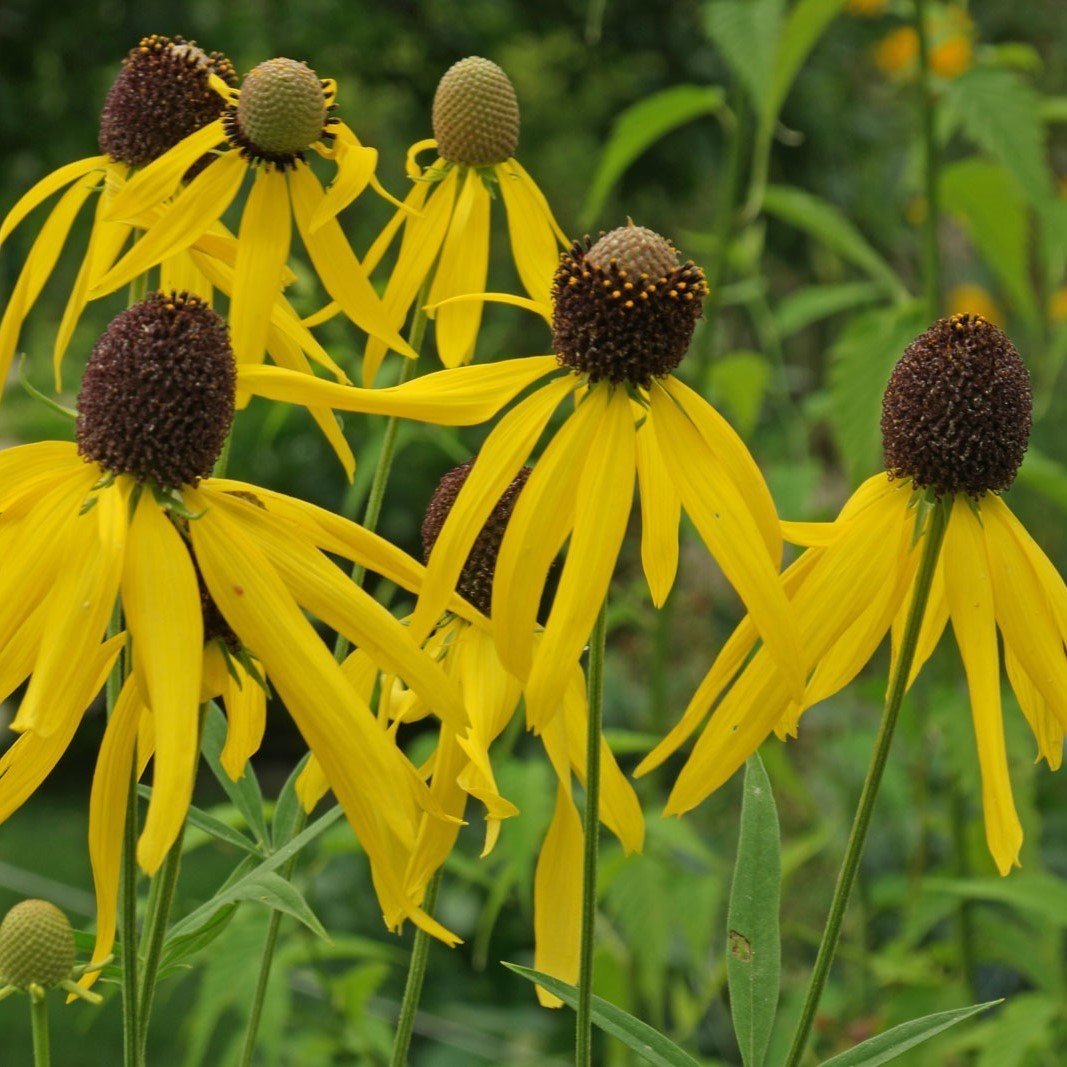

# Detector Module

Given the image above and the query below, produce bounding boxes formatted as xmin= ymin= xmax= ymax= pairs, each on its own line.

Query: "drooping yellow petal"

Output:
xmin=650 ymin=384 xmax=805 ymax=701
xmin=310 ymin=138 xmax=379 ymax=231
xmin=122 ymin=491 xmax=203 ymax=873
xmin=412 ymin=374 xmax=577 ymax=644
xmin=662 ymin=376 xmax=782 ymax=565
xmin=229 ymin=167 xmax=292 ymax=367
xmin=0 ymin=602 xmax=46 ymax=704
xmin=507 ymin=159 xmax=568 ymax=244
xmin=1004 ymin=647 xmax=1064 ymax=770
xmin=427 ymin=167 xmax=492 ymax=367
xmin=0 ymin=155 xmax=108 ymax=246
xmin=525 ymin=387 xmax=636 ymax=729
xmin=0 ymin=173 xmax=101 ymax=387
xmin=533 ymin=784 xmax=583 ymax=1008
xmin=82 ymin=675 xmax=142 ymax=991
xmin=888 ymin=556 xmax=949 ymax=692
xmin=943 ymin=500 xmax=1023 ymax=876
xmin=496 ymin=160 xmax=563 ymax=308
xmin=492 ymin=390 xmax=601 ymax=680
xmin=239 ymin=354 xmax=559 ymax=427
xmin=635 ymin=413 xmax=680 ymax=607
xmin=288 ymin=162 xmax=415 ymax=359
xmin=104 ymin=120 xmax=227 ymax=221
xmin=159 ymin=248 xmax=210 ymax=298
xmin=15 ymin=478 xmax=128 ymax=736
xmin=92 ymin=149 xmax=247 ymax=297
xmin=220 ymin=658 xmax=267 ymax=782
xmin=201 ymin=488 xmax=464 ymax=728
xmin=296 ymin=755 xmax=331 ymax=813
xmin=781 ymin=473 xmax=897 ymax=548
xmin=362 ymin=170 xmax=457 ymax=386
xmin=0 ymin=441 xmax=82 ymax=510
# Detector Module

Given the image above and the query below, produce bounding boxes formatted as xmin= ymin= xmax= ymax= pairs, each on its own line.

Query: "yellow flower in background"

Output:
xmin=1050 ymin=287 xmax=1067 ymax=323
xmin=88 ymin=56 xmax=414 ymax=369
xmin=239 ymin=222 xmax=807 ymax=727
xmin=0 ymin=294 xmax=474 ymax=967
xmin=643 ymin=315 xmax=1060 ymax=877
xmin=295 ymin=461 xmax=644 ymax=1006
xmin=0 ymin=35 xmax=238 ymax=397
xmin=874 ymin=26 xmax=919 ymax=76
xmin=307 ymin=56 xmax=567 ymax=382
xmin=947 ymin=282 xmax=1002 ymax=325
xmin=874 ymin=6 xmax=973 ymax=81
xmin=929 ymin=33 xmax=973 ymax=79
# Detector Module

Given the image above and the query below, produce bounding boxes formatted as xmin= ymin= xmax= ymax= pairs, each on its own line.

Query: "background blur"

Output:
xmin=2 ymin=0 xmax=1067 ymax=1063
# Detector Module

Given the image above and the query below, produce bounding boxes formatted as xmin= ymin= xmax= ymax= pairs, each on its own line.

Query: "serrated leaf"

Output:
xmin=940 ymin=158 xmax=1038 ymax=324
xmin=704 ymin=0 xmax=784 ymax=113
xmin=944 ymin=68 xmax=1052 ymax=206
xmin=726 ymin=754 xmax=780 ymax=1067
xmin=762 ymin=185 xmax=907 ymax=298
xmin=582 ymin=85 xmax=726 ymax=225
xmin=201 ymin=702 xmax=269 ymax=848
xmin=827 ymin=301 xmax=926 ymax=479
xmin=502 ymin=963 xmax=701 ymax=1066
xmin=820 ymin=1000 xmax=1001 ymax=1066
xmin=773 ymin=282 xmax=884 ymax=338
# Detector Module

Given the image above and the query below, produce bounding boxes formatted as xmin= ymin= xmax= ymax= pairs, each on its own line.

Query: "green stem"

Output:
xmin=915 ymin=0 xmax=942 ymax=320
xmin=783 ymin=499 xmax=949 ymax=1067
xmin=30 ymin=995 xmax=50 ymax=1067
xmin=389 ymin=870 xmax=443 ymax=1067
xmin=136 ymin=827 xmax=185 ymax=1061
xmin=239 ymin=293 xmax=432 ymax=1066
xmin=576 ymin=602 xmax=608 ymax=1067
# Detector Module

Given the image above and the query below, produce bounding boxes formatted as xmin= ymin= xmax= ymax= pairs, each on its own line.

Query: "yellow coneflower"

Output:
xmin=0 ymin=35 xmax=240 ymax=395
xmin=0 ymin=293 xmax=471 ymax=967
xmin=89 ymin=56 xmax=414 ymax=368
xmin=237 ymin=222 xmax=807 ymax=728
xmin=642 ymin=314 xmax=1063 ymax=877
xmin=874 ymin=7 xmax=973 ymax=81
xmin=307 ymin=56 xmax=567 ymax=382
xmin=294 ymin=461 xmax=644 ymax=1006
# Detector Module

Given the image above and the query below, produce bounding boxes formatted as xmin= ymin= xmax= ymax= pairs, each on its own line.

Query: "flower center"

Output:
xmin=227 ymin=57 xmax=328 ymax=166
xmin=0 ymin=900 xmax=75 ymax=991
xmin=552 ymin=223 xmax=708 ymax=388
xmin=432 ymin=56 xmax=520 ymax=166
xmin=98 ymin=35 xmax=237 ymax=170
xmin=76 ymin=292 xmax=236 ymax=490
xmin=421 ymin=460 xmax=531 ymax=615
xmin=881 ymin=314 xmax=1032 ymax=497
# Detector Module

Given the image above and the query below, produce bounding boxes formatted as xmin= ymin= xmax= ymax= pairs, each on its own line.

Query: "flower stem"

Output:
xmin=30 ymin=994 xmax=50 ymax=1067
xmin=915 ymin=0 xmax=942 ymax=320
xmin=389 ymin=869 xmax=443 ymax=1067
xmin=783 ymin=499 xmax=949 ymax=1067
xmin=239 ymin=292 xmax=432 ymax=1066
xmin=576 ymin=601 xmax=608 ymax=1067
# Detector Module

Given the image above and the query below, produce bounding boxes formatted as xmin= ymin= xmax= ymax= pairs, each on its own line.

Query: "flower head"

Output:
xmin=645 ymin=318 xmax=1061 ymax=877
xmin=0 ymin=900 xmax=75 ymax=991
xmin=432 ymin=57 xmax=520 ymax=166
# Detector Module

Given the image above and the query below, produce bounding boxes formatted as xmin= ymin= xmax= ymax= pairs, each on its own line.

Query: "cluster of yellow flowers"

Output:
xmin=1 ymin=34 xmax=1065 ymax=1016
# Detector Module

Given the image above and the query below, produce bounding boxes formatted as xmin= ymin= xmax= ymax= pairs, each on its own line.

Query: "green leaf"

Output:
xmin=925 ymin=873 xmax=1067 ymax=927
xmin=167 ymin=804 xmax=344 ymax=940
xmin=201 ymin=702 xmax=269 ymax=848
xmin=706 ymin=351 xmax=771 ymax=435
xmin=944 ymin=68 xmax=1052 ymax=206
xmin=827 ymin=301 xmax=927 ymax=480
xmin=581 ymin=85 xmax=726 ymax=225
xmin=819 ymin=1000 xmax=1001 ymax=1066
xmin=767 ymin=0 xmax=848 ymax=126
xmin=1042 ymin=96 xmax=1067 ymax=124
xmin=726 ymin=753 xmax=780 ymax=1067
xmin=773 ymin=282 xmax=884 ymax=338
xmin=940 ymin=158 xmax=1038 ymax=324
xmin=704 ymin=0 xmax=784 ymax=113
xmin=136 ymin=785 xmax=263 ymax=857
xmin=272 ymin=752 xmax=312 ymax=847
xmin=974 ymin=994 xmax=1058 ymax=1067
xmin=160 ymin=901 xmax=240 ymax=970
xmin=762 ymin=185 xmax=907 ymax=298
xmin=502 ymin=963 xmax=701 ymax=1067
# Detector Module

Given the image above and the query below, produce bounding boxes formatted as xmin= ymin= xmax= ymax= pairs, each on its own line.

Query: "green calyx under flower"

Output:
xmin=432 ymin=56 xmax=520 ymax=166
xmin=75 ymin=292 xmax=236 ymax=490
xmin=0 ymin=900 xmax=75 ymax=991
xmin=98 ymin=34 xmax=238 ymax=170
xmin=881 ymin=313 xmax=1032 ymax=498
xmin=226 ymin=57 xmax=331 ymax=167
xmin=421 ymin=460 xmax=531 ymax=615
xmin=552 ymin=222 xmax=709 ymax=388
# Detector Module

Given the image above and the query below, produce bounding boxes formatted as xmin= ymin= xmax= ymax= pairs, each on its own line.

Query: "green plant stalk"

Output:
xmin=915 ymin=0 xmax=942 ymax=320
xmin=241 ymin=291 xmax=432 ymax=1067
xmin=576 ymin=601 xmax=608 ymax=1067
xmin=783 ymin=499 xmax=949 ymax=1067
xmin=389 ymin=869 xmax=443 ymax=1067
xmin=30 ymin=995 xmax=50 ymax=1067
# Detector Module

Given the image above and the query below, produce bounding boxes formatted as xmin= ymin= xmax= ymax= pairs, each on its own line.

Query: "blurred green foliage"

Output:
xmin=2 ymin=0 xmax=1067 ymax=1064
